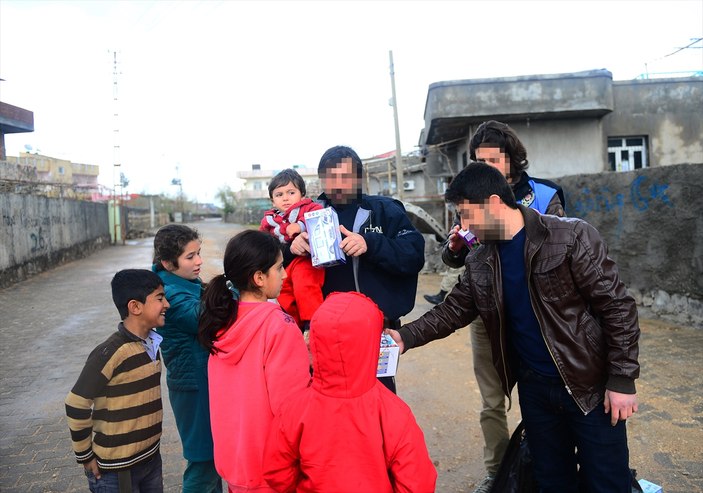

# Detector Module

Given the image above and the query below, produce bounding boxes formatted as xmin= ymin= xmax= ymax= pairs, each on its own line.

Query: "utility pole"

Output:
xmin=111 ymin=50 xmax=124 ymax=244
xmin=389 ymin=50 xmax=403 ymax=201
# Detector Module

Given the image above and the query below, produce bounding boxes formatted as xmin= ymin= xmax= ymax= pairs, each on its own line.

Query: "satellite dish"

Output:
xmin=24 ymin=144 xmax=33 ymax=152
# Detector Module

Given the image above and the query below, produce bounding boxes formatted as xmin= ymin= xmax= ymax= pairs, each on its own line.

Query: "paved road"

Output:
xmin=1 ymin=219 xmax=701 ymax=492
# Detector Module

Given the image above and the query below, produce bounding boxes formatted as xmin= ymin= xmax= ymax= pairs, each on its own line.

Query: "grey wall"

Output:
xmin=0 ymin=193 xmax=110 ymax=288
xmin=559 ymin=163 xmax=703 ymax=325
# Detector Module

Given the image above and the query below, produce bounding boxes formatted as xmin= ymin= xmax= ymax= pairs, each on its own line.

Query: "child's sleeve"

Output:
xmin=64 ymin=347 xmax=111 ymax=464
xmin=386 ymin=409 xmax=438 ymax=493
xmin=263 ymin=413 xmax=302 ymax=493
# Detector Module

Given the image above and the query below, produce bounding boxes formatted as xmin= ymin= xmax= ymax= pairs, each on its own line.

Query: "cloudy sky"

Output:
xmin=1 ymin=0 xmax=701 ymax=204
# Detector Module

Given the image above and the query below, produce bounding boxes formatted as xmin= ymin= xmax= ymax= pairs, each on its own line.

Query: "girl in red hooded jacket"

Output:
xmin=198 ymin=230 xmax=311 ymax=493
xmin=263 ymin=292 xmax=437 ymax=493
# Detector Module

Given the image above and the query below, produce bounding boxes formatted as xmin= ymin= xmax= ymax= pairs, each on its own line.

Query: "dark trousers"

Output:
xmin=517 ymin=368 xmax=631 ymax=493
xmin=86 ymin=453 xmax=163 ymax=493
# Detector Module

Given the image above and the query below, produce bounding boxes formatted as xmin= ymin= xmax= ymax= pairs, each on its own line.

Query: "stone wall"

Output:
xmin=559 ymin=163 xmax=703 ymax=326
xmin=0 ymin=193 xmax=110 ymax=288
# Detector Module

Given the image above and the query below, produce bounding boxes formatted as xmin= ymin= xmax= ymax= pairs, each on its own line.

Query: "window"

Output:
xmin=253 ymin=182 xmax=262 ymax=191
xmin=607 ymin=136 xmax=648 ymax=171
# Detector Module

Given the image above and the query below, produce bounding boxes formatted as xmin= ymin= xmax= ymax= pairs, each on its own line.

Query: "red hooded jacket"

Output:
xmin=263 ymin=292 xmax=437 ymax=493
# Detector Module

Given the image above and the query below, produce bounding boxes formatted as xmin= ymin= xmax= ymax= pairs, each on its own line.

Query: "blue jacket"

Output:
xmin=317 ymin=193 xmax=425 ymax=321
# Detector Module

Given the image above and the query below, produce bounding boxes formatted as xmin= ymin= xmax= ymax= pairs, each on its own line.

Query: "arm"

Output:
xmin=441 ymin=224 xmax=468 ymax=268
xmin=263 ymin=414 xmax=301 ymax=493
xmin=65 ymin=347 xmax=112 ymax=469
xmin=397 ymin=273 xmax=479 ymax=351
xmin=387 ymin=412 xmax=438 ymax=493
xmin=545 ymin=190 xmax=566 ymax=217
xmin=264 ymin=315 xmax=311 ymax=414
xmin=569 ymin=221 xmax=640 ymax=418
xmin=164 ymin=284 xmax=201 ymax=335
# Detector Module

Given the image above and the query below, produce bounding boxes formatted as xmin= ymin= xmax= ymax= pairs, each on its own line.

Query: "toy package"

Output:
xmin=377 ymin=333 xmax=400 ymax=377
xmin=304 ymin=207 xmax=346 ymax=268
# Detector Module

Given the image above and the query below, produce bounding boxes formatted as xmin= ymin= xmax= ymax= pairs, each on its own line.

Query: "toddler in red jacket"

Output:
xmin=260 ymin=168 xmax=324 ymax=332
xmin=263 ymin=291 xmax=437 ymax=493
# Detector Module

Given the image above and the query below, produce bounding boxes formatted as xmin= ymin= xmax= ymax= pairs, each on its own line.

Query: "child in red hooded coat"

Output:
xmin=263 ymin=292 xmax=437 ymax=493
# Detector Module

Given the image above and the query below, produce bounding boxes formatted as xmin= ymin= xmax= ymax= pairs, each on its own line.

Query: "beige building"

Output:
xmin=5 ymin=152 xmax=101 ymax=198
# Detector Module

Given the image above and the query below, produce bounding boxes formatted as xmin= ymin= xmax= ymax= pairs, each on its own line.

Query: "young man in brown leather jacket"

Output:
xmin=389 ymin=162 xmax=640 ymax=493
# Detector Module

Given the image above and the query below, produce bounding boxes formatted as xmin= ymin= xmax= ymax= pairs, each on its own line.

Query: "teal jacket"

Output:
xmin=154 ymin=266 xmax=215 ymax=461
xmin=153 ymin=267 xmax=209 ymax=390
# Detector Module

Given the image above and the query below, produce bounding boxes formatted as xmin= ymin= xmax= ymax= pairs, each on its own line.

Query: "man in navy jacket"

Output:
xmin=289 ymin=145 xmax=425 ymax=392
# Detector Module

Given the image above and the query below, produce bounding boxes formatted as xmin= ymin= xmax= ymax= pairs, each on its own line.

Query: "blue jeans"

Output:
xmin=517 ymin=368 xmax=631 ymax=493
xmin=86 ymin=453 xmax=163 ymax=493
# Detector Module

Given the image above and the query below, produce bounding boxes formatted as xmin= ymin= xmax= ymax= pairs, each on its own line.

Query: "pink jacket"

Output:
xmin=263 ymin=292 xmax=437 ymax=493
xmin=209 ymin=302 xmax=311 ymax=492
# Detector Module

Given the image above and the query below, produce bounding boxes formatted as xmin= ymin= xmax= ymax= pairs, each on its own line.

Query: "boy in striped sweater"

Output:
xmin=65 ymin=269 xmax=169 ymax=492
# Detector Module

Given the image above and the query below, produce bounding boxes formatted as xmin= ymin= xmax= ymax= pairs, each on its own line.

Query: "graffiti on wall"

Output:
xmin=569 ymin=175 xmax=674 ymax=237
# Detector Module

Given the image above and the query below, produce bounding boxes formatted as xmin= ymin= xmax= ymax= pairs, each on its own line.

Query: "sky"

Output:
xmin=1 ymin=0 xmax=702 ymax=205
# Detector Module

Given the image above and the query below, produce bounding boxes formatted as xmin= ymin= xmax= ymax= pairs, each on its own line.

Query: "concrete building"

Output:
xmin=0 ymin=101 xmax=34 ymax=161
xmin=420 ymin=69 xmax=702 ymax=180
xmin=5 ymin=152 xmax=101 ymax=199
xmin=414 ymin=68 xmax=702 ymax=224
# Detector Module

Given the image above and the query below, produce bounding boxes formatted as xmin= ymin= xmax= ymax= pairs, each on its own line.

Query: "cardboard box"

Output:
xmin=304 ymin=207 xmax=346 ymax=268
xmin=377 ymin=334 xmax=400 ymax=377
xmin=638 ymin=479 xmax=663 ymax=493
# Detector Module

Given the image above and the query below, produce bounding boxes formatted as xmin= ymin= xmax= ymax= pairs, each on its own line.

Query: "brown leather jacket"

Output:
xmin=400 ymin=206 xmax=640 ymax=414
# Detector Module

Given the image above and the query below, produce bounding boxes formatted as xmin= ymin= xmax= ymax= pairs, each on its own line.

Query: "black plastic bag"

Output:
xmin=490 ymin=421 xmax=538 ymax=493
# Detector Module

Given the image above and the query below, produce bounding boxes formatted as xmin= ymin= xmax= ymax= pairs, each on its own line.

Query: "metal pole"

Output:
xmin=389 ymin=50 xmax=403 ymax=201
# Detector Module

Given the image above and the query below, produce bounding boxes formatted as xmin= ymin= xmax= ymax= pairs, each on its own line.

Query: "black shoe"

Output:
xmin=423 ymin=290 xmax=447 ymax=305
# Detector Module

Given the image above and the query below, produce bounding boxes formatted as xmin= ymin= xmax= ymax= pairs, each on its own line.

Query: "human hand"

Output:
xmin=604 ymin=390 xmax=638 ymax=426
xmin=287 ymin=223 xmax=301 ymax=237
xmin=384 ymin=329 xmax=405 ymax=354
xmin=84 ymin=458 xmax=101 ymax=479
xmin=290 ymin=232 xmax=310 ymax=256
xmin=447 ymin=225 xmax=464 ymax=253
xmin=339 ymin=225 xmax=368 ymax=257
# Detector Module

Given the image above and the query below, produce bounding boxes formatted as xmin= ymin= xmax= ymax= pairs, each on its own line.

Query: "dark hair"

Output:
xmin=445 ymin=161 xmax=518 ymax=209
xmin=111 ymin=269 xmax=164 ymax=320
xmin=198 ymin=230 xmax=281 ymax=354
xmin=469 ymin=120 xmax=529 ymax=181
xmin=317 ymin=145 xmax=363 ymax=179
xmin=153 ymin=224 xmax=200 ymax=272
xmin=268 ymin=168 xmax=306 ymax=199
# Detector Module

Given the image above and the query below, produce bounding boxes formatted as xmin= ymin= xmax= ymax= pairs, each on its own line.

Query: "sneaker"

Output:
xmin=471 ymin=475 xmax=494 ymax=493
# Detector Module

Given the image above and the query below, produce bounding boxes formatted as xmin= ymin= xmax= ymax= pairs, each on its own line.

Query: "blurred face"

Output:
xmin=455 ymin=198 xmax=509 ymax=241
xmin=321 ymin=158 xmax=361 ymax=205
xmin=164 ymin=240 xmax=202 ymax=280
xmin=261 ymin=252 xmax=286 ymax=299
xmin=475 ymin=146 xmax=512 ymax=183
xmin=271 ymin=182 xmax=303 ymax=212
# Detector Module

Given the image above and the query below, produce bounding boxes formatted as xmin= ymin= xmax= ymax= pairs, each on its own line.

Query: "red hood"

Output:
xmin=309 ymin=292 xmax=384 ymax=397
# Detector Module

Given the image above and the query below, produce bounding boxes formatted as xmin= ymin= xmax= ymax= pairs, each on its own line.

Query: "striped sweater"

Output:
xmin=65 ymin=323 xmax=163 ymax=471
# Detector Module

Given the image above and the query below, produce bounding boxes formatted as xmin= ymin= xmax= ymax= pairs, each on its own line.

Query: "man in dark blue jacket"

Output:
xmin=289 ymin=145 xmax=425 ymax=392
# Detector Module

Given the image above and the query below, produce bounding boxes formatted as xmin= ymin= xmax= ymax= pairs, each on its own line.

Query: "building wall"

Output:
xmin=0 ymin=193 xmax=110 ymax=288
xmin=603 ymin=78 xmax=703 ymax=167
xmin=560 ymin=163 xmax=702 ymax=325
xmin=514 ymin=118 xmax=606 ymax=178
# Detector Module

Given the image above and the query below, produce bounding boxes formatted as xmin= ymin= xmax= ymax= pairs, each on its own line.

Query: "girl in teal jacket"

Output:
xmin=153 ymin=224 xmax=221 ymax=492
